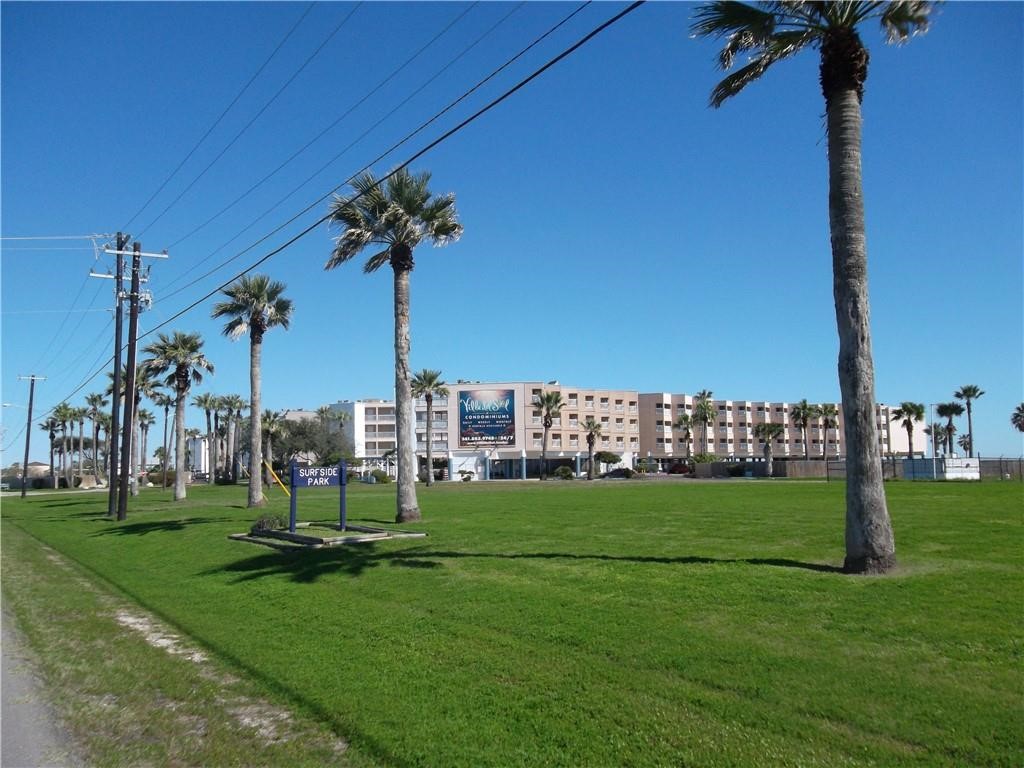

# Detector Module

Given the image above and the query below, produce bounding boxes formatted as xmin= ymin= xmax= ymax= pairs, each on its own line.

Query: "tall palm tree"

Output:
xmin=957 ymin=433 xmax=972 ymax=455
xmin=673 ymin=412 xmax=693 ymax=459
xmin=38 ymin=417 xmax=60 ymax=488
xmin=193 ymin=392 xmax=218 ymax=484
xmin=819 ymin=403 xmax=839 ymax=458
xmin=211 ymin=274 xmax=293 ymax=508
xmin=790 ymin=399 xmax=821 ymax=460
xmin=96 ymin=411 xmax=111 ymax=478
xmin=411 ymin=369 xmax=449 ymax=487
xmin=141 ymin=331 xmax=214 ymax=503
xmin=693 ymin=390 xmax=715 ymax=455
xmin=935 ymin=401 xmax=963 ymax=455
xmin=1013 ymin=403 xmax=1024 ymax=434
xmin=954 ymin=385 xmax=984 ymax=458
xmin=583 ymin=417 xmax=602 ymax=480
xmin=753 ymin=421 xmax=784 ymax=477
xmin=536 ymin=391 xmax=565 ymax=481
xmin=692 ymin=1 xmax=934 ymax=574
xmin=892 ymin=402 xmax=925 ymax=458
xmin=85 ymin=392 xmax=108 ymax=483
xmin=325 ymin=167 xmax=463 ymax=522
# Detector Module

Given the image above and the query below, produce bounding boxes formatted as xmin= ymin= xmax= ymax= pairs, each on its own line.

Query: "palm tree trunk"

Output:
xmin=966 ymin=401 xmax=974 ymax=458
xmin=92 ymin=419 xmax=100 ymax=483
xmin=213 ymin=412 xmax=220 ymax=481
xmin=802 ymin=426 xmax=809 ymax=459
xmin=905 ymin=425 xmax=914 ymax=458
xmin=174 ymin=391 xmax=187 ymax=501
xmin=206 ymin=411 xmax=214 ymax=484
xmin=826 ymin=73 xmax=895 ymax=574
xmin=425 ymin=393 xmax=434 ymax=487
xmin=226 ymin=415 xmax=235 ymax=482
xmin=587 ymin=442 xmax=594 ymax=481
xmin=248 ymin=336 xmax=265 ymax=508
xmin=763 ymin=442 xmax=773 ymax=478
xmin=130 ymin=406 xmax=140 ymax=496
xmin=393 ymin=264 xmax=420 ymax=522
xmin=162 ymin=406 xmax=170 ymax=489
xmin=540 ymin=426 xmax=549 ymax=480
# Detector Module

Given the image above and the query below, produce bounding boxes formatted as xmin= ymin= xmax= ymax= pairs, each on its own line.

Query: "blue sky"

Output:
xmin=2 ymin=1 xmax=1021 ymax=464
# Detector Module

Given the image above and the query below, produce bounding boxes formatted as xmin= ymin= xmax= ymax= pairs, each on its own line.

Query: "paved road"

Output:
xmin=1 ymin=609 xmax=82 ymax=768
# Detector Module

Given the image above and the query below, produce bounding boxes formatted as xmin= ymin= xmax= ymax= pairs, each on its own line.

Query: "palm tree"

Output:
xmin=673 ymin=412 xmax=693 ymax=459
xmin=71 ymin=406 xmax=88 ymax=484
xmin=536 ymin=391 xmax=565 ymax=480
xmin=935 ymin=401 xmax=963 ymax=455
xmin=96 ymin=411 xmax=111 ymax=478
xmin=790 ymin=399 xmax=821 ymax=460
xmin=261 ymin=410 xmax=284 ymax=481
xmin=582 ymin=417 xmax=602 ymax=480
xmin=193 ymin=392 xmax=218 ymax=484
xmin=1013 ymin=403 xmax=1024 ymax=434
xmin=892 ymin=402 xmax=925 ymax=458
xmin=52 ymin=401 xmax=73 ymax=486
xmin=691 ymin=2 xmax=934 ymax=574
xmin=211 ymin=274 xmax=293 ymax=508
xmin=38 ymin=417 xmax=60 ymax=488
xmin=954 ymin=385 xmax=984 ymax=458
xmin=220 ymin=394 xmax=246 ymax=482
xmin=924 ymin=422 xmax=946 ymax=458
xmin=138 ymin=409 xmax=156 ymax=483
xmin=141 ymin=331 xmax=214 ymax=503
xmin=819 ymin=403 xmax=839 ymax=458
xmin=753 ymin=421 xmax=785 ymax=477
xmin=957 ymin=433 xmax=972 ymax=455
xmin=325 ymin=167 xmax=463 ymax=522
xmin=152 ymin=391 xmax=174 ymax=488
xmin=184 ymin=428 xmax=202 ymax=471
xmin=411 ymin=369 xmax=449 ymax=487
xmin=85 ymin=392 xmax=108 ymax=483
xmin=693 ymin=390 xmax=715 ymax=455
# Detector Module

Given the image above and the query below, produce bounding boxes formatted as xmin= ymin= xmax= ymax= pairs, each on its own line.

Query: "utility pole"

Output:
xmin=106 ymin=233 xmax=128 ymax=518
xmin=117 ymin=242 xmax=142 ymax=521
xmin=17 ymin=375 xmax=44 ymax=498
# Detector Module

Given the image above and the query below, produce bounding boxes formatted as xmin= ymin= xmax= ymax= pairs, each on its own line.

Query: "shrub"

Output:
xmin=370 ymin=469 xmax=392 ymax=484
xmin=692 ymin=453 xmax=718 ymax=464
xmin=727 ymin=463 xmax=748 ymax=478
xmin=667 ymin=463 xmax=691 ymax=475
xmin=459 ymin=470 xmax=474 ymax=482
xmin=554 ymin=466 xmax=574 ymax=480
xmin=250 ymin=513 xmax=286 ymax=535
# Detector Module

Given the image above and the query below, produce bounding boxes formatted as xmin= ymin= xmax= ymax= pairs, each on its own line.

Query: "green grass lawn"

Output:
xmin=2 ymin=480 xmax=1021 ymax=767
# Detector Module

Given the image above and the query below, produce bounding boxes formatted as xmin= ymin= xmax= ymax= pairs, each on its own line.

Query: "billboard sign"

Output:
xmin=459 ymin=389 xmax=516 ymax=447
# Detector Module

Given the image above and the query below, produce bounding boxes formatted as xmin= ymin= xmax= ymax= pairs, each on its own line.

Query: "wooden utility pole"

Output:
xmin=106 ymin=232 xmax=127 ymax=518
xmin=17 ymin=375 xmax=44 ymax=498
xmin=117 ymin=242 xmax=143 ymax=521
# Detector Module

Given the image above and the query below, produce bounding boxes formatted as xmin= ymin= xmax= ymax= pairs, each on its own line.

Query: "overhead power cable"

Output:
xmin=162 ymin=0 xmax=487 ymax=281
xmin=160 ymin=1 xmax=588 ymax=304
xmin=120 ymin=3 xmax=316 ymax=233
xmin=42 ymin=0 xmax=645 ymax=417
xmin=133 ymin=3 xmax=363 ymax=240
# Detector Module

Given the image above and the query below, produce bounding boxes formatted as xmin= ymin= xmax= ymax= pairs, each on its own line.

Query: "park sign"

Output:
xmin=292 ymin=465 xmax=341 ymax=488
xmin=289 ymin=460 xmax=348 ymax=532
xmin=459 ymin=388 xmax=516 ymax=447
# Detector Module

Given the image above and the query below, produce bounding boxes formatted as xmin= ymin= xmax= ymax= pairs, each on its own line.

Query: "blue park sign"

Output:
xmin=289 ymin=460 xmax=348 ymax=532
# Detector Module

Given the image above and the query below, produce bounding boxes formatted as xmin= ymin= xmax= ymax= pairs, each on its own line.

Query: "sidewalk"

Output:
xmin=1 ymin=608 xmax=82 ymax=768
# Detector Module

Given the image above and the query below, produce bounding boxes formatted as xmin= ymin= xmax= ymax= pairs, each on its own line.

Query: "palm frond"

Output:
xmin=879 ymin=0 xmax=933 ymax=43
xmin=362 ymin=247 xmax=393 ymax=274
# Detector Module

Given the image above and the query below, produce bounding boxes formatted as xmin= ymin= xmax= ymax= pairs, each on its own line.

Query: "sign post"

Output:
xmin=288 ymin=460 xmax=347 ymax=533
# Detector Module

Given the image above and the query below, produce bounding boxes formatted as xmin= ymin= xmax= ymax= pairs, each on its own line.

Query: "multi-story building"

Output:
xmin=638 ymin=393 xmax=925 ymax=470
xmin=331 ymin=400 xmax=398 ymax=476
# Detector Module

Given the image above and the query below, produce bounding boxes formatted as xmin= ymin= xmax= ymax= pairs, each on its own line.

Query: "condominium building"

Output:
xmin=638 ymin=393 xmax=925 ymax=469
xmin=325 ymin=384 xmax=927 ymax=479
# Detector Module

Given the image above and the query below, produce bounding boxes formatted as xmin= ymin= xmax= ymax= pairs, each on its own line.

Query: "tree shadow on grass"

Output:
xmin=92 ymin=517 xmax=225 ymax=537
xmin=210 ymin=543 xmax=843 ymax=584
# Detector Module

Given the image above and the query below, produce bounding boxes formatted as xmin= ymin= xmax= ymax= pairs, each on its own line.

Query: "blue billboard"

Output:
xmin=459 ymin=389 xmax=516 ymax=446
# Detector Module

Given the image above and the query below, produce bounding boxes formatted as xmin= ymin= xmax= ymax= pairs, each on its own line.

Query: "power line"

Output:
xmin=144 ymin=0 xmax=642 ymax=337
xmin=119 ymin=3 xmax=316 ymax=232
xmin=158 ymin=2 xmax=589 ymax=305
xmin=133 ymin=3 xmax=363 ymax=240
xmin=40 ymin=0 xmax=645 ymax=420
xmin=0 ymin=235 xmax=112 ymax=240
xmin=0 ymin=246 xmax=96 ymax=251
xmin=1 ymin=308 xmax=111 ymax=315
xmin=163 ymin=1 xmax=486 ymax=259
